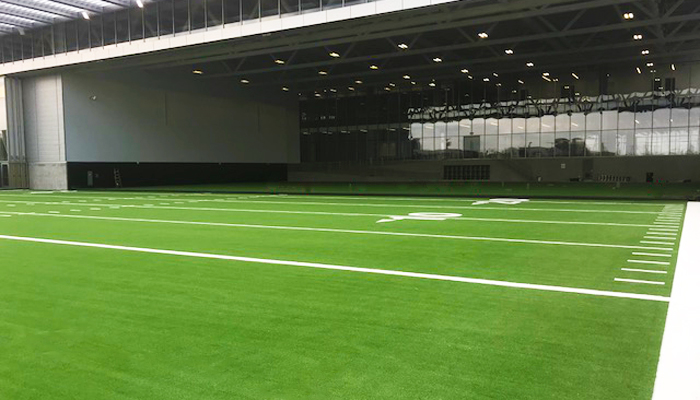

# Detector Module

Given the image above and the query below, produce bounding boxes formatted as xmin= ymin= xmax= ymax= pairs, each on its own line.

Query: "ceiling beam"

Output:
xmin=86 ymin=0 xmax=618 ymax=71
xmin=255 ymin=33 xmax=700 ymax=88
xmin=198 ymin=12 xmax=700 ymax=80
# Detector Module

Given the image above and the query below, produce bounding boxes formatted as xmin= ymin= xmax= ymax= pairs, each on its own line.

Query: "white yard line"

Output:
xmin=0 ymin=233 xmax=670 ymax=302
xmin=627 ymin=259 xmax=670 ymax=266
xmin=0 ymin=196 xmax=667 ymax=214
xmin=0 ymin=200 xmax=668 ymax=228
xmin=188 ymin=199 xmax=667 ymax=214
xmin=644 ymin=236 xmax=676 ymax=241
xmin=652 ymin=202 xmax=700 ymax=400
xmin=0 ymin=211 xmax=675 ymax=251
xmin=620 ymin=268 xmax=667 ymax=274
xmin=614 ymin=278 xmax=665 ymax=285
xmin=632 ymin=252 xmax=673 ymax=258
xmin=0 ymin=192 xmax=676 ymax=207
xmin=641 ymin=241 xmax=676 ymax=246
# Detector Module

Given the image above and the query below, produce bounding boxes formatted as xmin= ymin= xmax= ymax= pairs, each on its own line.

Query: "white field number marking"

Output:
xmin=472 ymin=198 xmax=530 ymax=206
xmin=376 ymin=212 xmax=462 ymax=223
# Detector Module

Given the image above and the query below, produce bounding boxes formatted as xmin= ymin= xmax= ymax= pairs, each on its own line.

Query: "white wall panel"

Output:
xmin=22 ymin=75 xmax=66 ymax=164
xmin=62 ymin=73 xmax=300 ymax=164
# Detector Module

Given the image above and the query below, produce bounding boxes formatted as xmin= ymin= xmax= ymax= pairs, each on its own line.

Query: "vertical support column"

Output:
xmin=4 ymin=76 xmax=28 ymax=188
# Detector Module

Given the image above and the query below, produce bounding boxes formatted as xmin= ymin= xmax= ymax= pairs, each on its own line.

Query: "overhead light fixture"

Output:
xmin=329 ymin=88 xmax=337 ymax=92
xmin=318 ymin=70 xmax=328 ymax=75
xmin=542 ymin=75 xmax=552 ymax=82
xmin=388 ymin=82 xmax=396 ymax=87
xmin=646 ymin=62 xmax=654 ymax=67
xmin=542 ymin=72 xmax=550 ymax=77
xmin=241 ymin=79 xmax=250 ymax=84
xmin=314 ymin=93 xmax=321 ymax=97
xmin=192 ymin=69 xmax=203 ymax=75
xmin=526 ymin=62 xmax=534 ymax=67
xmin=478 ymin=32 xmax=489 ymax=39
xmin=623 ymin=12 xmax=634 ymax=20
xmin=428 ymin=82 xmax=436 ymax=87
xmin=403 ymin=75 xmax=411 ymax=79
xmin=517 ymin=79 xmax=524 ymax=84
xmin=81 ymin=11 xmax=90 ymax=20
xmin=282 ymin=86 xmax=289 ymax=91
xmin=671 ymin=63 xmax=676 ymax=71
xmin=369 ymin=65 xmax=379 ymax=70
xmin=460 ymin=69 xmax=469 ymax=74
xmin=641 ymin=49 xmax=650 ymax=55
xmin=504 ymin=49 xmax=514 ymax=55
xmin=348 ymin=86 xmax=355 ymax=91
xmin=633 ymin=34 xmax=643 ymax=40
xmin=650 ymin=69 xmax=657 ymax=73
xmin=493 ymin=72 xmax=499 ymax=77
xmin=636 ymin=67 xmax=642 ymax=74
xmin=398 ymin=43 xmax=409 ymax=49
xmin=496 ymin=83 xmax=502 ymax=87
xmin=411 ymin=81 xmax=417 ymax=85
xmin=274 ymin=59 xmax=285 ymax=65
xmin=467 ymin=75 xmax=473 ymax=80
xmin=329 ymin=52 xmax=340 ymax=58
xmin=136 ymin=0 xmax=144 ymax=8
xmin=385 ymin=87 xmax=392 ymax=91
xmin=432 ymin=57 xmax=443 ymax=63
xmin=483 ymin=77 xmax=490 ymax=82
xmin=572 ymin=72 xmax=579 ymax=80
xmin=355 ymin=80 xmax=363 ymax=84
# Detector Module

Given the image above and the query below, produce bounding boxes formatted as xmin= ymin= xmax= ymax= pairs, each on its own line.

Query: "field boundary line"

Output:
xmin=0 ymin=233 xmax=671 ymax=303
xmin=190 ymin=199 xmax=666 ymax=214
xmin=0 ymin=200 xmax=668 ymax=228
xmin=0 ymin=211 xmax=675 ymax=251
xmin=0 ymin=192 xmax=676 ymax=207
xmin=652 ymin=202 xmax=700 ymax=400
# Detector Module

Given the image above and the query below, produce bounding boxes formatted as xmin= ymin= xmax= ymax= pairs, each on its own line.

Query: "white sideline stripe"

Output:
xmin=0 ymin=192 xmax=676 ymax=207
xmin=0 ymin=197 xmax=667 ymax=214
xmin=641 ymin=241 xmax=676 ymax=247
xmin=649 ymin=228 xmax=680 ymax=232
xmin=0 ymin=233 xmax=671 ymax=303
xmin=614 ymin=278 xmax=665 ymax=285
xmin=654 ymin=222 xmax=679 ymax=226
xmin=645 ymin=232 xmax=677 ymax=236
xmin=632 ymin=252 xmax=673 ymax=258
xmin=653 ymin=202 xmax=700 ymax=400
xmin=627 ymin=259 xmax=671 ymax=265
xmin=188 ymin=199 xmax=667 ymax=214
xmin=621 ymin=268 xmax=668 ymax=274
xmin=274 ymin=194 xmax=675 ymax=207
xmin=0 ymin=211 xmax=675 ymax=251
xmin=0 ymin=200 xmax=666 ymax=228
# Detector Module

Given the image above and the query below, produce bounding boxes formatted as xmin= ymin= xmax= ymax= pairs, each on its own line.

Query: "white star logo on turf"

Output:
xmin=376 ymin=212 xmax=462 ymax=223
xmin=471 ymin=198 xmax=530 ymax=205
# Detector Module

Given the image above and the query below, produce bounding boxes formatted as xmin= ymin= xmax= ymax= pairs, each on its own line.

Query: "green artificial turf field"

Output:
xmin=0 ymin=190 xmax=687 ymax=399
